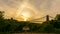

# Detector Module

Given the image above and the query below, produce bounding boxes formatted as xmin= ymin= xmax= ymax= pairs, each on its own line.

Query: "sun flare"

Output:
xmin=21 ymin=12 xmax=30 ymax=21
xmin=15 ymin=0 xmax=37 ymax=21
xmin=21 ymin=12 xmax=29 ymax=17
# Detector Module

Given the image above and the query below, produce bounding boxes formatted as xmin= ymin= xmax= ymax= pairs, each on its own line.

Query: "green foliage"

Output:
xmin=55 ymin=14 xmax=60 ymax=20
xmin=53 ymin=20 xmax=60 ymax=28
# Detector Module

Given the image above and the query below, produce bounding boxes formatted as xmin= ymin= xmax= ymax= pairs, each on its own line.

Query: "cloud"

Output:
xmin=0 ymin=0 xmax=60 ymax=19
xmin=30 ymin=0 xmax=60 ymax=16
xmin=0 ymin=0 xmax=22 ymax=18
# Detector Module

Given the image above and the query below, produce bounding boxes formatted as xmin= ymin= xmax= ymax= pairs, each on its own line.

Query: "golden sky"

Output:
xmin=0 ymin=0 xmax=60 ymax=21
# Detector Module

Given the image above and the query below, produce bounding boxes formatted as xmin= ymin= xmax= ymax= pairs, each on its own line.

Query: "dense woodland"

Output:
xmin=0 ymin=11 xmax=60 ymax=33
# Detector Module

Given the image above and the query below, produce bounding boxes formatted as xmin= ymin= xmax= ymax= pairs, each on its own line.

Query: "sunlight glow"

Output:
xmin=15 ymin=0 xmax=37 ymax=21
xmin=21 ymin=12 xmax=29 ymax=18
xmin=21 ymin=12 xmax=30 ymax=21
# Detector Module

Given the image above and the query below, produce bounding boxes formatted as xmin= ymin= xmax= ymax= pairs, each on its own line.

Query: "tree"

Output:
xmin=0 ymin=11 xmax=4 ymax=19
xmin=53 ymin=14 xmax=60 ymax=28
xmin=55 ymin=14 xmax=60 ymax=20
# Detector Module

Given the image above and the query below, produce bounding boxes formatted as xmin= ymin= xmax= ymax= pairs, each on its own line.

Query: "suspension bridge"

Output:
xmin=30 ymin=15 xmax=54 ymax=23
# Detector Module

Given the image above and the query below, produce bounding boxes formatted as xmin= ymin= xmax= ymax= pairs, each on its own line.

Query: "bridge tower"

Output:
xmin=46 ymin=15 xmax=49 ymax=21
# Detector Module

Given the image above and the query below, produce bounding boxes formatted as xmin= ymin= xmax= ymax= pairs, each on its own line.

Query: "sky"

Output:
xmin=0 ymin=0 xmax=60 ymax=20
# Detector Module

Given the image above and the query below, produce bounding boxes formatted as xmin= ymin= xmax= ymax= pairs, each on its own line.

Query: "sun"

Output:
xmin=20 ymin=8 xmax=36 ymax=21
xmin=21 ymin=12 xmax=29 ymax=18
xmin=21 ymin=12 xmax=30 ymax=21
xmin=14 ymin=0 xmax=37 ymax=21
